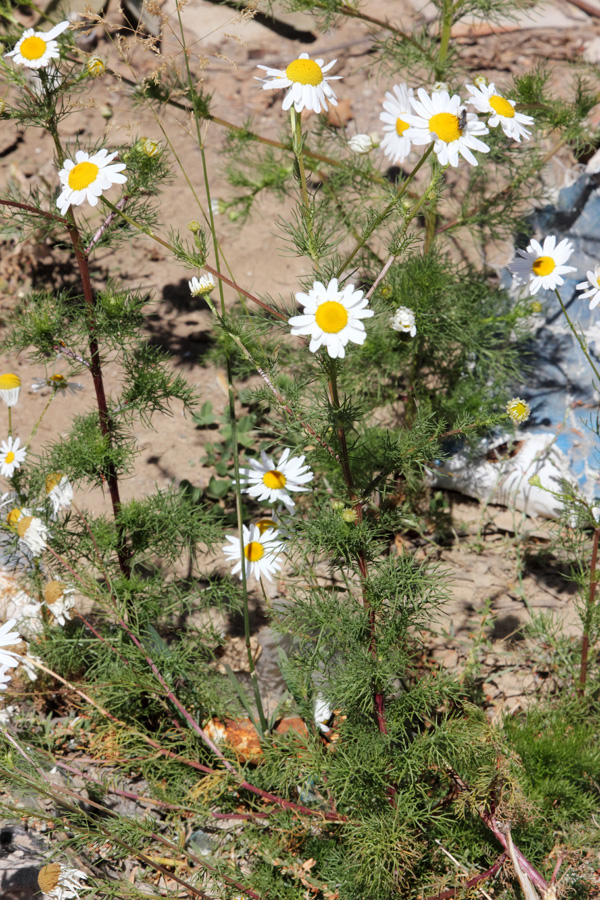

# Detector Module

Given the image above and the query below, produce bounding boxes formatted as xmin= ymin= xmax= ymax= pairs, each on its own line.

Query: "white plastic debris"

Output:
xmin=431 ymin=433 xmax=573 ymax=518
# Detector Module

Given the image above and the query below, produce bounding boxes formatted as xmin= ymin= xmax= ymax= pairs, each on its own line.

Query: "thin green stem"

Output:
xmin=555 ymin=289 xmax=600 ymax=384
xmin=26 ymin=393 xmax=54 ymax=447
xmin=336 ymin=145 xmax=434 ymax=279
xmin=436 ymin=0 xmax=454 ymax=77
xmin=7 ymin=406 xmax=12 ymax=438
xmin=174 ymin=4 xmax=268 ymax=735
xmin=291 ymin=107 xmax=319 ymax=266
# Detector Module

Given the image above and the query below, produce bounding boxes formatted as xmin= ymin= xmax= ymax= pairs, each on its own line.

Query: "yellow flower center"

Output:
xmin=285 ymin=58 xmax=323 ymax=86
xmin=429 ymin=111 xmax=461 ymax=143
xmin=255 ymin=518 xmax=277 ymax=535
xmin=68 ymin=161 xmax=99 ymax=191
xmin=263 ymin=470 xmax=286 ymax=490
xmin=396 ymin=117 xmax=409 ymax=136
xmin=46 ymin=472 xmax=63 ymax=493
xmin=6 ymin=508 xmax=22 ymax=527
xmin=19 ymin=35 xmax=47 ymax=61
xmin=44 ymin=580 xmax=66 ymax=605
xmin=489 ymin=95 xmax=514 ymax=118
xmin=314 ymin=300 xmax=349 ymax=334
xmin=38 ymin=863 xmax=61 ymax=893
xmin=0 ymin=373 xmax=21 ymax=390
xmin=4 ymin=451 xmax=15 ymax=465
xmin=50 ymin=374 xmax=66 ymax=386
xmin=532 ymin=256 xmax=555 ymax=276
xmin=16 ymin=516 xmax=33 ymax=538
xmin=244 ymin=541 xmax=264 ymax=562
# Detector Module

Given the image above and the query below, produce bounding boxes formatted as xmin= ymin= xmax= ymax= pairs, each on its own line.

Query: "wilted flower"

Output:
xmin=0 ymin=373 xmax=21 ymax=408
xmin=37 ymin=862 xmax=88 ymax=899
xmin=45 ymin=473 xmax=73 ymax=517
xmin=16 ymin=516 xmax=48 ymax=556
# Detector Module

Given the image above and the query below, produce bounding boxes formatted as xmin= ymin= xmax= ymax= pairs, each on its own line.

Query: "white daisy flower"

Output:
xmin=56 ymin=149 xmax=127 ymax=216
xmin=45 ymin=473 xmax=73 ymax=517
xmin=32 ymin=374 xmax=84 ymax=395
xmin=465 ymin=82 xmax=533 ymax=142
xmin=406 ymin=88 xmax=490 ymax=167
xmin=4 ymin=20 xmax=69 ymax=69
xmin=223 ymin=523 xmax=284 ymax=583
xmin=5 ymin=590 xmax=43 ymax=636
xmin=0 ymin=703 xmax=17 ymax=722
xmin=21 ymin=653 xmax=42 ymax=682
xmin=238 ymin=448 xmax=314 ymax=510
xmin=0 ymin=374 xmax=21 ymax=408
xmin=44 ymin=581 xmax=75 ymax=626
xmin=37 ymin=862 xmax=88 ymax=900
xmin=389 ymin=306 xmax=417 ymax=337
xmin=289 ymin=277 xmax=374 ymax=359
xmin=314 ymin=694 xmax=333 ymax=733
xmin=380 ymin=83 xmax=414 ymax=165
xmin=0 ymin=436 xmax=26 ymax=478
xmin=508 ymin=235 xmax=576 ymax=295
xmin=576 ymin=265 xmax=600 ymax=310
xmin=16 ymin=516 xmax=48 ymax=557
xmin=256 ymin=52 xmax=341 ymax=114
xmin=189 ymin=274 xmax=216 ymax=297
xmin=0 ymin=668 xmax=12 ymax=691
xmin=0 ymin=618 xmax=22 ymax=670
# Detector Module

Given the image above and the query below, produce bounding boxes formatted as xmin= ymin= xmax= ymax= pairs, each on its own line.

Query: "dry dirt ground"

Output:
xmin=0 ymin=0 xmax=599 ymax=728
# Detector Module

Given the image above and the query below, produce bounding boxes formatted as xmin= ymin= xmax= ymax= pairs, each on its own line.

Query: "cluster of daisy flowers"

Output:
xmin=223 ymin=449 xmax=313 ymax=582
xmin=256 ymin=52 xmax=533 ymax=169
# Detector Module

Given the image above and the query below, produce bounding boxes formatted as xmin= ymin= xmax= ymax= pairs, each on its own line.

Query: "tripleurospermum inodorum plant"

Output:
xmin=1 ymin=1 xmax=600 ymax=898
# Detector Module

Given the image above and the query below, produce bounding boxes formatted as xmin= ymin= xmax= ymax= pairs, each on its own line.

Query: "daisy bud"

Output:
xmin=528 ymin=474 xmax=542 ymax=488
xmin=86 ymin=55 xmax=106 ymax=77
xmin=140 ymin=137 xmax=160 ymax=157
xmin=0 ymin=373 xmax=21 ymax=407
xmin=506 ymin=397 xmax=530 ymax=424
xmin=341 ymin=508 xmax=358 ymax=523
xmin=330 ymin=499 xmax=345 ymax=511
xmin=348 ymin=133 xmax=375 ymax=154
xmin=473 ymin=74 xmax=488 ymax=88
xmin=100 ymin=104 xmax=113 ymax=120
xmin=189 ymin=274 xmax=216 ymax=297
xmin=432 ymin=81 xmax=449 ymax=93
xmin=188 ymin=220 xmax=202 ymax=233
xmin=389 ymin=307 xmax=417 ymax=337
xmin=530 ymin=301 xmax=543 ymax=314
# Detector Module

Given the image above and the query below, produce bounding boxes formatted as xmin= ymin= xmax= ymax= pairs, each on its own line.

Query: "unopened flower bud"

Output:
xmin=86 ymin=56 xmax=106 ymax=77
xmin=100 ymin=104 xmax=113 ymax=120
xmin=432 ymin=81 xmax=449 ymax=93
xmin=188 ymin=220 xmax=202 ymax=234
xmin=530 ymin=300 xmax=543 ymax=314
xmin=348 ymin=133 xmax=375 ymax=154
xmin=473 ymin=74 xmax=488 ymax=88
xmin=528 ymin=474 xmax=542 ymax=488
xmin=330 ymin=499 xmax=344 ymax=511
xmin=341 ymin=508 xmax=358 ymax=523
xmin=506 ymin=397 xmax=530 ymax=424
xmin=141 ymin=137 xmax=160 ymax=157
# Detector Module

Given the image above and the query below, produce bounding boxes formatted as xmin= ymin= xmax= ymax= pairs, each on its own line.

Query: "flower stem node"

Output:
xmin=506 ymin=397 xmax=531 ymax=424
xmin=86 ymin=55 xmax=106 ymax=77
xmin=0 ymin=374 xmax=21 ymax=408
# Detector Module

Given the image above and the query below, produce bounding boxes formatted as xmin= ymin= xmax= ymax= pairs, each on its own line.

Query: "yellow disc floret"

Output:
xmin=0 ymin=374 xmax=21 ymax=390
xmin=429 ymin=112 xmax=461 ymax=143
xmin=19 ymin=36 xmax=47 ymax=61
xmin=44 ymin=580 xmax=66 ymax=605
xmin=255 ymin=518 xmax=277 ymax=535
xmin=315 ymin=301 xmax=349 ymax=334
xmin=6 ymin=508 xmax=22 ymax=528
xmin=263 ymin=470 xmax=286 ymax=490
xmin=46 ymin=472 xmax=63 ymax=493
xmin=244 ymin=541 xmax=265 ymax=562
xmin=489 ymin=95 xmax=514 ymax=118
xmin=506 ymin=397 xmax=530 ymax=424
xmin=16 ymin=516 xmax=33 ymax=538
xmin=532 ymin=256 xmax=555 ymax=277
xmin=38 ymin=863 xmax=61 ymax=894
xmin=396 ymin=118 xmax=409 ymax=136
xmin=4 ymin=452 xmax=15 ymax=464
xmin=285 ymin=58 xmax=323 ymax=86
xmin=68 ymin=161 xmax=99 ymax=191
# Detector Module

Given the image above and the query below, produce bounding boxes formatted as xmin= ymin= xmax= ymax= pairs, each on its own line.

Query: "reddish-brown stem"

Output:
xmin=422 ymin=852 xmax=507 ymax=900
xmin=0 ymin=197 xmax=68 ymax=224
xmin=85 ymin=195 xmax=129 ymax=254
xmin=64 ymin=216 xmax=131 ymax=578
xmin=579 ymin=526 xmax=600 ymax=694
xmin=447 ymin=770 xmax=549 ymax=894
